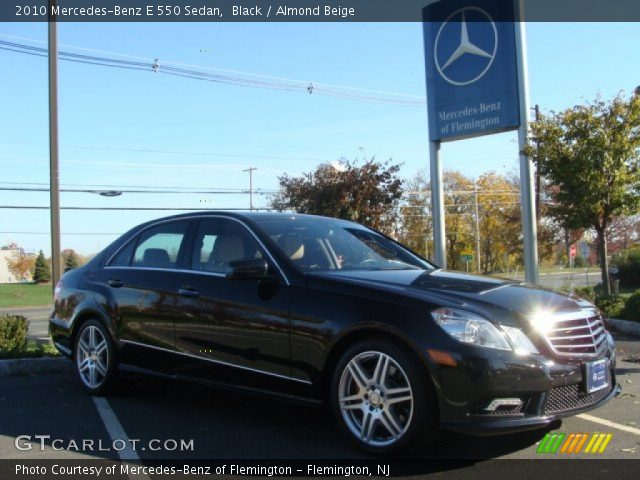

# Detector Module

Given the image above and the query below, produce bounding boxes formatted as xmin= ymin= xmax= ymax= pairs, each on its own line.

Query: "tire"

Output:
xmin=74 ymin=319 xmax=117 ymax=395
xmin=330 ymin=339 xmax=438 ymax=455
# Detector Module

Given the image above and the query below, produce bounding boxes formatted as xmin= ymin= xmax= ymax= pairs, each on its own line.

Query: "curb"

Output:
xmin=0 ymin=356 xmax=72 ymax=378
xmin=606 ymin=318 xmax=640 ymax=338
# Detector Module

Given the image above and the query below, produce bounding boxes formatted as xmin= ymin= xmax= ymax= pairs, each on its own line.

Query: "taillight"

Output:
xmin=53 ymin=280 xmax=63 ymax=300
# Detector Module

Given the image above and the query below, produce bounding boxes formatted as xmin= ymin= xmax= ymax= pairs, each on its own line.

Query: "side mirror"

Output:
xmin=226 ymin=258 xmax=271 ymax=280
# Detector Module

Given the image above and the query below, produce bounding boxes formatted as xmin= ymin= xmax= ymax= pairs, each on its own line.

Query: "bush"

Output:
xmin=0 ymin=315 xmax=29 ymax=356
xmin=611 ymin=249 xmax=640 ymax=288
xmin=622 ymin=291 xmax=640 ymax=323
xmin=571 ymin=285 xmax=596 ymax=302
xmin=573 ymin=255 xmax=588 ymax=268
xmin=594 ymin=295 xmax=626 ymax=319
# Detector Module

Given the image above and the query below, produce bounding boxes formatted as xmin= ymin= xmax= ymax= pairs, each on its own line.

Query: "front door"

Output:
xmin=173 ymin=217 xmax=291 ymax=379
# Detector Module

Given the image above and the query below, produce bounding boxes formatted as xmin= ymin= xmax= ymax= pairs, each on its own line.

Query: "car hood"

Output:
xmin=305 ymin=269 xmax=590 ymax=327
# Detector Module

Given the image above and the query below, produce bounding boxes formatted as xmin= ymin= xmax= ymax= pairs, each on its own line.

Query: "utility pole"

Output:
xmin=243 ymin=166 xmax=257 ymax=211
xmin=474 ymin=184 xmax=481 ymax=274
xmin=49 ymin=0 xmax=61 ymax=293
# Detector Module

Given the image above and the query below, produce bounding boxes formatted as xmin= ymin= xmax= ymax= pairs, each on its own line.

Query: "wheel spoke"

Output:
xmin=340 ymin=392 xmax=362 ymax=403
xmin=95 ymin=340 xmax=107 ymax=356
xmin=79 ymin=358 xmax=91 ymax=373
xmin=89 ymin=327 xmax=97 ymax=349
xmin=379 ymin=411 xmax=402 ymax=438
xmin=89 ymin=365 xmax=97 ymax=387
xmin=372 ymin=354 xmax=389 ymax=386
xmin=360 ymin=411 xmax=375 ymax=442
xmin=79 ymin=339 xmax=91 ymax=356
xmin=95 ymin=359 xmax=107 ymax=377
xmin=387 ymin=386 xmax=412 ymax=404
xmin=348 ymin=360 xmax=369 ymax=389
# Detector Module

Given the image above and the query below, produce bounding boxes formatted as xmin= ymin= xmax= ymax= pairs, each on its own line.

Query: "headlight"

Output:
xmin=431 ymin=308 xmax=511 ymax=351
xmin=501 ymin=325 xmax=540 ymax=355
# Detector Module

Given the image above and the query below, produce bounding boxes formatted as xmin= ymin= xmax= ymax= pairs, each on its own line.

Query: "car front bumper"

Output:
xmin=433 ymin=342 xmax=619 ymax=435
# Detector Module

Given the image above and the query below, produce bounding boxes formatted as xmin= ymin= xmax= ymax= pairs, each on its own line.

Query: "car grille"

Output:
xmin=544 ymin=383 xmax=612 ymax=415
xmin=542 ymin=309 xmax=607 ymax=357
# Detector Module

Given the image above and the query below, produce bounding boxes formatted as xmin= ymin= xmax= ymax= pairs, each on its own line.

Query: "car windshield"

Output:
xmin=254 ymin=216 xmax=433 ymax=272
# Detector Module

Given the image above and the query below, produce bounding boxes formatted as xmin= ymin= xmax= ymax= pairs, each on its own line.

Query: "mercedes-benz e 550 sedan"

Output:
xmin=50 ymin=212 xmax=619 ymax=454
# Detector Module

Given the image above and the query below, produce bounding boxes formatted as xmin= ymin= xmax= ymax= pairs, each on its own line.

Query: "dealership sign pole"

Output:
xmin=423 ymin=0 xmax=538 ymax=283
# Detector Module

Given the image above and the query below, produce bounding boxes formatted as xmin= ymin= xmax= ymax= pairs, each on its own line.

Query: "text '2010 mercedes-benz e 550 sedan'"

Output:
xmin=50 ymin=212 xmax=620 ymax=454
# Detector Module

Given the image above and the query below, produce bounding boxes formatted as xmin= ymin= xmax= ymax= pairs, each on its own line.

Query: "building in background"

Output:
xmin=0 ymin=243 xmax=26 ymax=283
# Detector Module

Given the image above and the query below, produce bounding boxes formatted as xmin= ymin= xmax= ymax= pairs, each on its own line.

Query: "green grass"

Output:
xmin=0 ymin=283 xmax=53 ymax=308
xmin=0 ymin=339 xmax=59 ymax=359
xmin=538 ymin=266 xmax=601 ymax=274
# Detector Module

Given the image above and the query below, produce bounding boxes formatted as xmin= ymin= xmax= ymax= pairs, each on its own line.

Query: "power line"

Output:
xmin=0 ymin=140 xmax=329 ymax=166
xmin=0 ymin=33 xmax=427 ymax=101
xmin=0 ymin=180 xmax=275 ymax=192
xmin=0 ymin=231 xmax=120 ymax=236
xmin=0 ymin=39 xmax=426 ymax=107
xmin=0 ymin=205 xmax=272 ymax=211
xmin=0 ymin=186 xmax=277 ymax=195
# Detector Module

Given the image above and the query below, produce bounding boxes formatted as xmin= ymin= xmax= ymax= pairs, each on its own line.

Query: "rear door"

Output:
xmin=99 ymin=220 xmax=190 ymax=368
xmin=173 ymin=217 xmax=292 ymax=379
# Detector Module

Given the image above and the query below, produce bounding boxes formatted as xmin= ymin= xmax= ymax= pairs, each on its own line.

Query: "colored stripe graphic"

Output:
xmin=585 ymin=433 xmax=613 ymax=453
xmin=573 ymin=433 xmax=589 ymax=453
xmin=559 ymin=433 xmax=589 ymax=453
xmin=537 ymin=433 xmax=566 ymax=453
xmin=597 ymin=434 xmax=613 ymax=453
xmin=538 ymin=432 xmax=612 ymax=454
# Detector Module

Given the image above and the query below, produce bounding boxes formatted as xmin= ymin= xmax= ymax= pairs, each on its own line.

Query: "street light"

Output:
xmin=94 ymin=190 xmax=123 ymax=197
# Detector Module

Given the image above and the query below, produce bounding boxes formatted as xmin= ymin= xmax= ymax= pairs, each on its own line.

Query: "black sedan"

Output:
xmin=50 ymin=212 xmax=619 ymax=454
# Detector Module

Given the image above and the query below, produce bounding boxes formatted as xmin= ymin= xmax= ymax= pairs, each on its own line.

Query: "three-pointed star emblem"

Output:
xmin=441 ymin=12 xmax=493 ymax=71
xmin=433 ymin=7 xmax=498 ymax=86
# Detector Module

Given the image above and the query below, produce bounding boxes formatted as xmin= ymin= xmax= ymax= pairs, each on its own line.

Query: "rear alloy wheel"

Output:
xmin=75 ymin=319 xmax=116 ymax=395
xmin=332 ymin=340 xmax=437 ymax=454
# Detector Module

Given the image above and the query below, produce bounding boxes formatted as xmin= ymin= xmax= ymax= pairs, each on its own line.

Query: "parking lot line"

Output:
xmin=92 ymin=397 xmax=140 ymax=460
xmin=577 ymin=413 xmax=640 ymax=436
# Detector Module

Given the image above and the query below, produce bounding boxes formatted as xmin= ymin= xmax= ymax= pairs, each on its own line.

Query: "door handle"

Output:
xmin=178 ymin=287 xmax=200 ymax=298
xmin=108 ymin=278 xmax=123 ymax=288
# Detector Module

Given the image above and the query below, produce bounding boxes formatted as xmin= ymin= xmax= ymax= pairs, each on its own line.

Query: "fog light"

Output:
xmin=484 ymin=398 xmax=523 ymax=412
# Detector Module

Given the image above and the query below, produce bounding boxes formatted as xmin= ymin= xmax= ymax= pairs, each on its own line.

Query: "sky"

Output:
xmin=1 ymin=21 xmax=639 ymax=255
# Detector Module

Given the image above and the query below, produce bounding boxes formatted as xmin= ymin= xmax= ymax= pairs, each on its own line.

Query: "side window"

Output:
xmin=132 ymin=221 xmax=188 ymax=269
xmin=191 ymin=219 xmax=262 ymax=273
xmin=108 ymin=238 xmax=136 ymax=267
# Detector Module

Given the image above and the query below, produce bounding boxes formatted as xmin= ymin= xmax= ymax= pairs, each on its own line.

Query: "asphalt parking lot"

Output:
xmin=1 ymin=315 xmax=639 ymax=464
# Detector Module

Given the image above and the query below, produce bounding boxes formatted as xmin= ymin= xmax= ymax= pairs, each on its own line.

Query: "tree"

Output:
xmin=527 ymin=93 xmax=640 ymax=293
xmin=397 ymin=170 xmax=432 ymax=258
xmin=271 ymin=157 xmax=403 ymax=235
xmin=5 ymin=249 xmax=35 ymax=283
xmin=476 ymin=172 xmax=522 ymax=274
xmin=61 ymin=249 xmax=81 ymax=270
xmin=443 ymin=170 xmax=475 ymax=271
xmin=32 ymin=250 xmax=51 ymax=283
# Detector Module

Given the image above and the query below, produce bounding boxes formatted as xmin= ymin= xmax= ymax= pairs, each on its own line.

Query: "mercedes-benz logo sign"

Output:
xmin=434 ymin=7 xmax=498 ymax=86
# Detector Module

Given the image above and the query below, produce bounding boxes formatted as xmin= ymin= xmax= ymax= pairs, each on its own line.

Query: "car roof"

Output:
xmin=137 ymin=210 xmax=362 ymax=227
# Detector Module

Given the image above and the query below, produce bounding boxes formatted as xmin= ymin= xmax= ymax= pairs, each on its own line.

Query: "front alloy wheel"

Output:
xmin=332 ymin=340 xmax=438 ymax=454
xmin=75 ymin=319 xmax=115 ymax=394
xmin=339 ymin=351 xmax=413 ymax=447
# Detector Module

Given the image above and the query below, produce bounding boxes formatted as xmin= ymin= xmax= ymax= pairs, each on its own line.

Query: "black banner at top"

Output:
xmin=2 ymin=0 xmax=640 ymax=22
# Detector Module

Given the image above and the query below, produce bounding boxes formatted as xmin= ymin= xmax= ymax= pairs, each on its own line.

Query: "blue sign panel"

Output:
xmin=423 ymin=0 xmax=520 ymax=142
